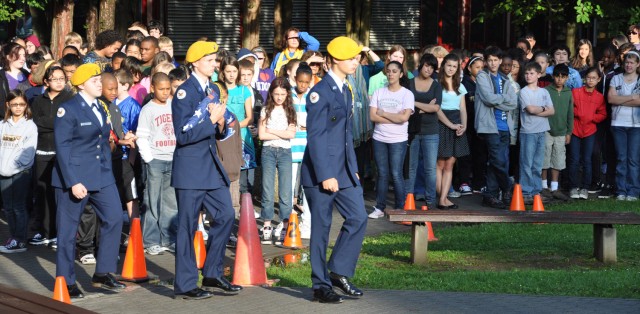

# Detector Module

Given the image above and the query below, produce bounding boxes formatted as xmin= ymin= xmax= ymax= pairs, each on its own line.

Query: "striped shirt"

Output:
xmin=291 ymin=87 xmax=309 ymax=163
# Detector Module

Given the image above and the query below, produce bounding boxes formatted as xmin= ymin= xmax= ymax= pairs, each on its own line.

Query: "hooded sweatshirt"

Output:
xmin=0 ymin=116 xmax=38 ymax=176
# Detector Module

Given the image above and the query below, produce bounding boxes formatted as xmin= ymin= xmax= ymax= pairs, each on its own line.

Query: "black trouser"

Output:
xmin=76 ymin=204 xmax=100 ymax=258
xmin=30 ymin=155 xmax=57 ymax=239
xmin=469 ymin=132 xmax=488 ymax=191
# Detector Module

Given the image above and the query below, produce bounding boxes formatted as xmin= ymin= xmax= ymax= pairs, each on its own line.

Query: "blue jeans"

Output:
xmin=519 ymin=132 xmax=545 ymax=196
xmin=568 ymin=133 xmax=596 ymax=189
xmin=483 ymin=131 xmax=511 ymax=198
xmin=261 ymin=146 xmax=292 ymax=221
xmin=406 ymin=134 xmax=439 ymax=204
xmin=611 ymin=126 xmax=640 ymax=197
xmin=0 ymin=169 xmax=31 ymax=242
xmin=142 ymin=159 xmax=178 ymax=248
xmin=373 ymin=139 xmax=407 ymax=210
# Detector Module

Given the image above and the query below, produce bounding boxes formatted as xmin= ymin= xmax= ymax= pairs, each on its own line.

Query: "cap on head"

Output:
xmin=327 ymin=36 xmax=362 ymax=60
xmin=71 ymin=63 xmax=102 ymax=86
xmin=186 ymin=41 xmax=219 ymax=63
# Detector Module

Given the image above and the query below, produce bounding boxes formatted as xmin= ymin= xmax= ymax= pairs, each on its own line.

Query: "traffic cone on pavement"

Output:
xmin=532 ymin=194 xmax=545 ymax=212
xmin=404 ymin=193 xmax=416 ymax=210
xmin=510 ymin=184 xmax=526 ymax=212
xmin=52 ymin=276 xmax=71 ymax=304
xmin=121 ymin=217 xmax=149 ymax=282
xmin=232 ymin=193 xmax=268 ymax=286
xmin=281 ymin=212 xmax=304 ymax=249
xmin=194 ymin=230 xmax=206 ymax=270
xmin=422 ymin=205 xmax=438 ymax=241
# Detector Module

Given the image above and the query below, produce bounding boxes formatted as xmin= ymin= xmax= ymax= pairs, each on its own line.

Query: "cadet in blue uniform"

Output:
xmin=52 ymin=63 xmax=126 ymax=299
xmin=171 ymin=41 xmax=242 ymax=300
xmin=301 ymin=36 xmax=368 ymax=304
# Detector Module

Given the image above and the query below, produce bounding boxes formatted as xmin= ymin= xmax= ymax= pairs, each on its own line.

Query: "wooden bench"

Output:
xmin=386 ymin=210 xmax=640 ymax=265
xmin=0 ymin=283 xmax=95 ymax=313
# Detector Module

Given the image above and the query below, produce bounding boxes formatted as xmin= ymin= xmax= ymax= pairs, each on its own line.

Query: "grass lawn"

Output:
xmin=266 ymin=199 xmax=640 ymax=298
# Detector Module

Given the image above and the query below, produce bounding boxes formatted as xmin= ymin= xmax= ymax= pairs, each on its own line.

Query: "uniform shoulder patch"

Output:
xmin=309 ymin=92 xmax=320 ymax=104
xmin=57 ymin=107 xmax=66 ymax=118
xmin=177 ymin=89 xmax=187 ymax=100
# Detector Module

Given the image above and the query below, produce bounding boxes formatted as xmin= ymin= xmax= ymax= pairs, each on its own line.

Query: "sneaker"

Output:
xmin=502 ymin=191 xmax=512 ymax=204
xmin=227 ymin=234 xmax=238 ymax=248
xmin=616 ymin=194 xmax=627 ymax=201
xmin=28 ymin=233 xmax=49 ymax=246
xmin=523 ymin=195 xmax=534 ymax=205
xmin=482 ymin=197 xmax=506 ymax=209
xmin=588 ymin=182 xmax=602 ymax=194
xmin=254 ymin=211 xmax=260 ymax=219
xmin=299 ymin=222 xmax=311 ymax=240
xmin=551 ymin=190 xmax=569 ymax=201
xmin=162 ymin=243 xmax=176 ymax=253
xmin=579 ymin=188 xmax=589 ymax=200
xmin=473 ymin=186 xmax=487 ymax=194
xmin=569 ymin=188 xmax=581 ymax=199
xmin=275 ymin=221 xmax=288 ymax=244
xmin=626 ymin=196 xmax=638 ymax=201
xmin=541 ymin=189 xmax=553 ymax=199
xmin=459 ymin=184 xmax=473 ymax=195
xmin=79 ymin=253 xmax=97 ymax=264
xmin=0 ymin=239 xmax=27 ymax=253
xmin=448 ymin=190 xmax=461 ymax=198
xmin=48 ymin=238 xmax=57 ymax=250
xmin=368 ymin=207 xmax=385 ymax=219
xmin=145 ymin=245 xmax=164 ymax=256
xmin=261 ymin=226 xmax=273 ymax=244
xmin=598 ymin=185 xmax=612 ymax=199
xmin=198 ymin=224 xmax=209 ymax=241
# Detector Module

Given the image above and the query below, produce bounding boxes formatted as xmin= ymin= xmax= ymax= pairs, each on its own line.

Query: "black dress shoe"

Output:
xmin=67 ymin=284 xmax=84 ymax=299
xmin=313 ymin=287 xmax=343 ymax=303
xmin=329 ymin=272 xmax=363 ymax=297
xmin=174 ymin=288 xmax=213 ymax=300
xmin=91 ymin=273 xmax=126 ymax=291
xmin=482 ymin=197 xmax=506 ymax=209
xmin=436 ymin=204 xmax=449 ymax=210
xmin=201 ymin=277 xmax=243 ymax=293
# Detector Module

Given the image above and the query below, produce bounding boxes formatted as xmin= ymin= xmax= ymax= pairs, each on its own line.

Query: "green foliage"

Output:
xmin=474 ymin=0 xmax=603 ymax=25
xmin=630 ymin=6 xmax=640 ymax=26
xmin=0 ymin=0 xmax=46 ymax=23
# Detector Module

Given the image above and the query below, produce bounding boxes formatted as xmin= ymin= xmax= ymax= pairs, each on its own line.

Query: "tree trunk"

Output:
xmin=29 ymin=6 xmax=49 ymax=46
xmin=86 ymin=1 xmax=99 ymax=51
xmin=274 ymin=0 xmax=292 ymax=52
xmin=566 ymin=22 xmax=576 ymax=57
xmin=242 ymin=0 xmax=261 ymax=49
xmin=345 ymin=0 xmax=371 ymax=46
xmin=99 ymin=0 xmax=116 ymax=33
xmin=51 ymin=0 xmax=74 ymax=60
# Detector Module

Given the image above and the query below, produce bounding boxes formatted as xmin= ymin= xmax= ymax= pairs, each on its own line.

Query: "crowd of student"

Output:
xmin=0 ymin=21 xmax=639 ymax=259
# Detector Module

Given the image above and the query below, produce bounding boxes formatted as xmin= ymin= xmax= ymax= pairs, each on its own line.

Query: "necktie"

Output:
xmin=342 ymin=84 xmax=348 ymax=106
xmin=205 ymin=83 xmax=212 ymax=96
xmin=91 ymin=102 xmax=103 ymax=126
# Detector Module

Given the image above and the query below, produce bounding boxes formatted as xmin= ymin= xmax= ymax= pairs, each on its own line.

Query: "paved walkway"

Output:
xmin=1 ymin=193 xmax=639 ymax=313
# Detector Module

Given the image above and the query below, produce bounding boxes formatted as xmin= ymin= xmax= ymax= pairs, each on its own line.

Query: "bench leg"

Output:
xmin=593 ymin=224 xmax=616 ymax=263
xmin=411 ymin=223 xmax=429 ymax=265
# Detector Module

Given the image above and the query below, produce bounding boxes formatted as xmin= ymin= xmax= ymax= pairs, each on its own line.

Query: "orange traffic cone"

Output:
xmin=532 ymin=194 xmax=545 ymax=212
xmin=232 ymin=193 xmax=268 ymax=286
xmin=404 ymin=193 xmax=416 ymax=210
xmin=421 ymin=204 xmax=438 ymax=241
xmin=510 ymin=184 xmax=526 ymax=211
xmin=52 ymin=276 xmax=71 ymax=304
xmin=283 ymin=252 xmax=301 ymax=266
xmin=281 ymin=212 xmax=304 ymax=249
xmin=194 ymin=230 xmax=206 ymax=270
xmin=121 ymin=217 xmax=149 ymax=282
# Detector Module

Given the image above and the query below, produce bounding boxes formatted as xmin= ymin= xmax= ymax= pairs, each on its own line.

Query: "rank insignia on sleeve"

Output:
xmin=57 ymin=108 xmax=66 ymax=118
xmin=177 ymin=90 xmax=186 ymax=99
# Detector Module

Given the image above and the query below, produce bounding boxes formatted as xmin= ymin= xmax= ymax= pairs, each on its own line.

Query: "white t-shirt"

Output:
xmin=261 ymin=106 xmax=292 ymax=148
xmin=610 ymin=74 xmax=640 ymax=127
xmin=370 ymin=86 xmax=415 ymax=143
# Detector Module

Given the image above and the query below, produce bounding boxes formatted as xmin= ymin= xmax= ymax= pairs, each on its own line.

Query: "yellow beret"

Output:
xmin=186 ymin=41 xmax=219 ymax=63
xmin=327 ymin=36 xmax=362 ymax=60
xmin=71 ymin=63 xmax=101 ymax=86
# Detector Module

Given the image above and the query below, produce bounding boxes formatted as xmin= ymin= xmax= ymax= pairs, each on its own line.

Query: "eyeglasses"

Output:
xmin=9 ymin=102 xmax=27 ymax=108
xmin=310 ymin=62 xmax=322 ymax=67
xmin=629 ymin=31 xmax=638 ymax=35
xmin=48 ymin=77 xmax=66 ymax=82
xmin=585 ymin=76 xmax=600 ymax=81
xmin=287 ymin=37 xmax=299 ymax=41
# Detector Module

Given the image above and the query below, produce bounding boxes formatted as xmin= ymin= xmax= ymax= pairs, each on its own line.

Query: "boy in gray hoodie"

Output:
xmin=474 ymin=47 xmax=518 ymax=209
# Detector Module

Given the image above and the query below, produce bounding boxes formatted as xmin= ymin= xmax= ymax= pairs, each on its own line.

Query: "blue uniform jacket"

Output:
xmin=301 ymin=75 xmax=359 ymax=188
xmin=171 ymin=74 xmax=229 ymax=190
xmin=52 ymin=94 xmax=115 ymax=191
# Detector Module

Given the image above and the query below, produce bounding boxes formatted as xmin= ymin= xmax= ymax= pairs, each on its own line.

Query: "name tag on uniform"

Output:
xmin=80 ymin=122 xmax=92 ymax=126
